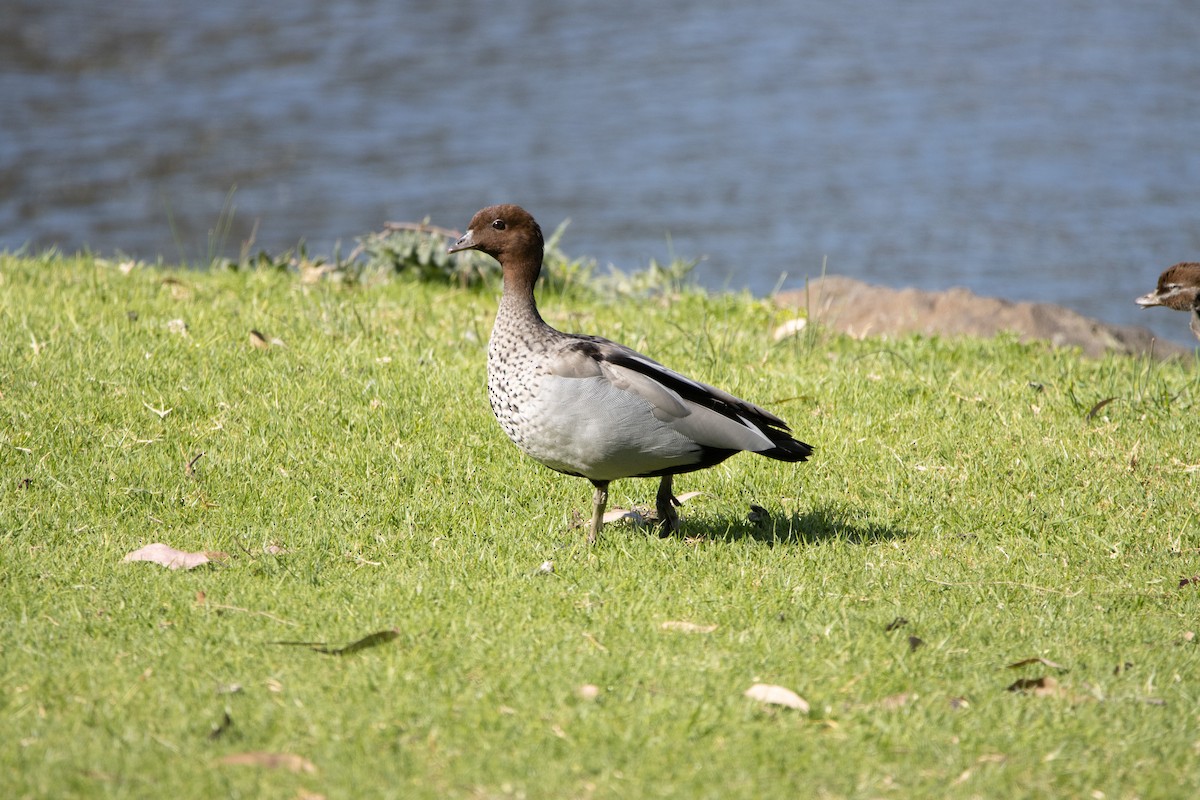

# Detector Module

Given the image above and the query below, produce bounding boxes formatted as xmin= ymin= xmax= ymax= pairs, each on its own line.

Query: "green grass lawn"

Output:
xmin=2 ymin=253 xmax=1198 ymax=799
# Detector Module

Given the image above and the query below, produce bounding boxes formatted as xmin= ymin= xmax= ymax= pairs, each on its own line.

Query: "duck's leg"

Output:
xmin=656 ymin=474 xmax=680 ymax=536
xmin=588 ymin=480 xmax=609 ymax=545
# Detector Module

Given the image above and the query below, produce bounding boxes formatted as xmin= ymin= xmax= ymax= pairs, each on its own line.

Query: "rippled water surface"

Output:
xmin=3 ymin=0 xmax=1198 ymax=343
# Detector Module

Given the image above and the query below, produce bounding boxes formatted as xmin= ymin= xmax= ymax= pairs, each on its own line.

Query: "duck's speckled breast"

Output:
xmin=486 ymin=310 xmax=702 ymax=480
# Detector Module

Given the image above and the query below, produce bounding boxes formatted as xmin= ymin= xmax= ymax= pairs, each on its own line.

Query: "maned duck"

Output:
xmin=449 ymin=204 xmax=813 ymax=543
xmin=1135 ymin=262 xmax=1200 ymax=342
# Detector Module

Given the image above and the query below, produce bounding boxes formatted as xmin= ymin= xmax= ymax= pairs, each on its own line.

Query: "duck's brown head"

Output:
xmin=1136 ymin=262 xmax=1200 ymax=311
xmin=448 ymin=204 xmax=545 ymax=284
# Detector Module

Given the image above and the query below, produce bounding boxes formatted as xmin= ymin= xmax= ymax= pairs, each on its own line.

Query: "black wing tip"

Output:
xmin=762 ymin=438 xmax=813 ymax=463
xmin=602 ymin=346 xmax=813 ymax=461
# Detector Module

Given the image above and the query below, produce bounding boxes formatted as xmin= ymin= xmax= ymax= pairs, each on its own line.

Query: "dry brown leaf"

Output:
xmin=585 ymin=492 xmax=703 ymax=528
xmin=747 ymin=504 xmax=770 ymax=524
xmin=208 ymin=711 xmax=233 ymax=740
xmin=249 ymin=329 xmax=285 ymax=348
xmin=875 ymin=692 xmax=912 ymax=710
xmin=744 ymin=683 xmax=809 ymax=712
xmin=772 ymin=317 xmax=808 ymax=341
xmin=1006 ymin=675 xmax=1055 ymax=694
xmin=660 ymin=620 xmax=718 ymax=634
xmin=163 ymin=279 xmax=192 ymax=301
xmin=185 ymin=451 xmax=205 ymax=477
xmin=1085 ymin=396 xmax=1117 ymax=420
xmin=601 ymin=507 xmax=647 ymax=525
xmin=217 ymin=752 xmax=316 ymax=774
xmin=316 ymin=629 xmax=400 ymax=655
xmin=123 ymin=543 xmax=227 ymax=570
xmin=581 ymin=631 xmax=608 ymax=652
xmin=1005 ymin=675 xmax=1074 ymax=699
xmin=273 ymin=628 xmax=400 ymax=656
xmin=300 ymin=263 xmax=335 ymax=284
xmin=1006 ymin=657 xmax=1068 ymax=671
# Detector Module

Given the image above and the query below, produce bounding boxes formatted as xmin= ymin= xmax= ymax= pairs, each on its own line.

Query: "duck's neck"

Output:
xmin=497 ymin=259 xmax=549 ymax=328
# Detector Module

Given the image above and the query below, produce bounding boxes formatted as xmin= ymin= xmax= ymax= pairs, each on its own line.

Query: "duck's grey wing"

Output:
xmin=559 ymin=336 xmax=812 ymax=462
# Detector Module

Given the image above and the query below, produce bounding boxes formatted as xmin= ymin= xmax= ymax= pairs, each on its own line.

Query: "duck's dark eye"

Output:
xmin=491 ymin=219 xmax=506 ymax=230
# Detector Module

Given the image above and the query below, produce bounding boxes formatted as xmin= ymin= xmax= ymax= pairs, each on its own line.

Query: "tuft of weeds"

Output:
xmin=354 ymin=220 xmax=490 ymax=286
xmin=350 ymin=217 xmax=595 ymax=293
xmin=594 ymin=255 xmax=700 ymax=298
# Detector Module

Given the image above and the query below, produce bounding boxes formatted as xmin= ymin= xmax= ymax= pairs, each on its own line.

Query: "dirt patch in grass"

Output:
xmin=778 ymin=275 xmax=1190 ymax=360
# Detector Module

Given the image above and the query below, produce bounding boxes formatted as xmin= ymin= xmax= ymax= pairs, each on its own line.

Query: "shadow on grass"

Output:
xmin=680 ymin=502 xmax=912 ymax=546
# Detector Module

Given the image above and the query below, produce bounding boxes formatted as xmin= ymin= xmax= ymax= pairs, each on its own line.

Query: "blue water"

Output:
xmin=2 ymin=0 xmax=1198 ymax=344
